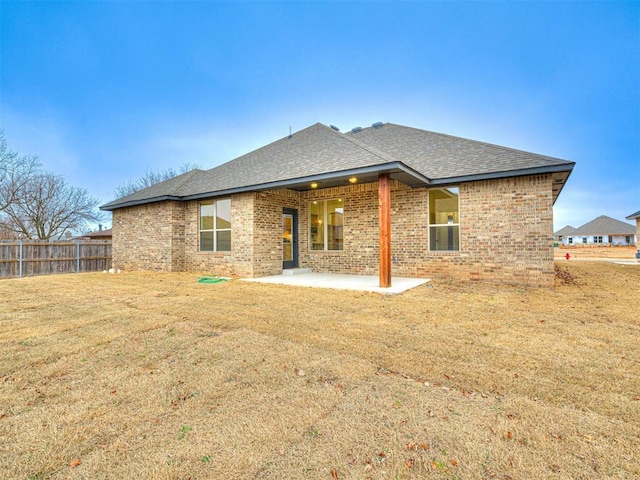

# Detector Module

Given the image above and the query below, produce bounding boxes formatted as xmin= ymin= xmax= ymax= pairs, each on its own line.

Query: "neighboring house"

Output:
xmin=73 ymin=227 xmax=113 ymax=241
xmin=561 ymin=215 xmax=636 ymax=246
xmin=626 ymin=210 xmax=640 ymax=254
xmin=554 ymin=225 xmax=576 ymax=243
xmin=101 ymin=122 xmax=575 ymax=288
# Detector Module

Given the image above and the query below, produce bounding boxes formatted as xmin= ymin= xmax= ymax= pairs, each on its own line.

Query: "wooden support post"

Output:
xmin=378 ymin=173 xmax=391 ymax=288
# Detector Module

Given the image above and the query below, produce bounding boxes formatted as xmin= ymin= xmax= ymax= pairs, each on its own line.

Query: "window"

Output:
xmin=429 ymin=187 xmax=459 ymax=251
xmin=582 ymin=237 xmax=587 ymax=244
xmin=568 ymin=237 xmax=573 ymax=244
xmin=199 ymin=199 xmax=231 ymax=251
xmin=309 ymin=199 xmax=343 ymax=250
xmin=594 ymin=236 xmax=603 ymax=244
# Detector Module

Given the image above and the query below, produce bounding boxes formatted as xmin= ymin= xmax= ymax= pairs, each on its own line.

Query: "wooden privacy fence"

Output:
xmin=0 ymin=240 xmax=112 ymax=278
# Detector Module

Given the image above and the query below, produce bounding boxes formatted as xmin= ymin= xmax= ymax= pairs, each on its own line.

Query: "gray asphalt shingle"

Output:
xmin=554 ymin=225 xmax=576 ymax=237
xmin=346 ymin=123 xmax=571 ymax=180
xmin=101 ymin=122 xmax=574 ymax=210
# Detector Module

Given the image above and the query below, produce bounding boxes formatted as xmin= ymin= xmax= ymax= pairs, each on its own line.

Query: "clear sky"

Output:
xmin=1 ymin=1 xmax=638 ymax=232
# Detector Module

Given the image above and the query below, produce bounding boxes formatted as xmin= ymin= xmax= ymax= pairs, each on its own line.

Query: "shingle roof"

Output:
xmin=554 ymin=225 xmax=576 ymax=237
xmin=101 ymin=122 xmax=575 ymax=211
xmin=346 ymin=123 xmax=572 ymax=180
xmin=101 ymin=168 xmax=205 ymax=210
xmin=570 ymin=216 xmax=636 ymax=236
xmin=85 ymin=228 xmax=112 ymax=238
xmin=72 ymin=228 xmax=112 ymax=240
xmin=176 ymin=123 xmax=398 ymax=198
xmin=626 ymin=210 xmax=640 ymax=220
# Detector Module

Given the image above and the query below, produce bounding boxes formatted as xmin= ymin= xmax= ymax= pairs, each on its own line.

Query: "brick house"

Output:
xmin=101 ymin=122 xmax=575 ymax=288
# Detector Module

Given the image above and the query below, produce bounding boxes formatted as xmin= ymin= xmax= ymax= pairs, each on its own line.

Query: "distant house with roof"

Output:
xmin=73 ymin=226 xmax=112 ymax=241
xmin=560 ymin=215 xmax=636 ymax=246
xmin=101 ymin=122 xmax=575 ymax=288
xmin=554 ymin=225 xmax=576 ymax=243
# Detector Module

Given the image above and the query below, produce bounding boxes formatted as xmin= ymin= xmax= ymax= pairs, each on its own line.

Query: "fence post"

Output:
xmin=19 ymin=241 xmax=23 ymax=279
xmin=76 ymin=241 xmax=80 ymax=273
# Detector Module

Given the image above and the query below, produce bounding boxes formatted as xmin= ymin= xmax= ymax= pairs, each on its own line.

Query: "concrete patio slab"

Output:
xmin=243 ymin=272 xmax=430 ymax=294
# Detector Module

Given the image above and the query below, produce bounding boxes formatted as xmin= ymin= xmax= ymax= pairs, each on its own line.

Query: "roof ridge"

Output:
xmin=204 ymin=123 xmax=327 ymax=174
xmin=173 ymin=168 xmax=204 ymax=193
xmin=324 ymin=123 xmax=401 ymax=165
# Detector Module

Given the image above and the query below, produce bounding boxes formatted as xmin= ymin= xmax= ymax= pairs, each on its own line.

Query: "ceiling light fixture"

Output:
xmin=310 ymin=182 xmax=318 ymax=189
xmin=348 ymin=177 xmax=358 ymax=184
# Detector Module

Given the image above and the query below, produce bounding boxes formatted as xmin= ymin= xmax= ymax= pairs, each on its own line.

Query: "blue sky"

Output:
xmin=1 ymin=1 xmax=638 ymax=232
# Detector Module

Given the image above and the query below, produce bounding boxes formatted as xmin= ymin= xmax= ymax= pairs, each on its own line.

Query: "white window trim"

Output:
xmin=428 ymin=187 xmax=460 ymax=252
xmin=199 ymin=199 xmax=231 ymax=252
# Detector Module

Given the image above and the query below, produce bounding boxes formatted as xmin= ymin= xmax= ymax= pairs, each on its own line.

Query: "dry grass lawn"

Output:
xmin=1 ymin=262 xmax=639 ymax=479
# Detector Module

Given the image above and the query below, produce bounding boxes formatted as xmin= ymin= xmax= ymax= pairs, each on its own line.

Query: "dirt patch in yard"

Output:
xmin=555 ymin=244 xmax=637 ymax=259
xmin=1 ymin=262 xmax=638 ymax=479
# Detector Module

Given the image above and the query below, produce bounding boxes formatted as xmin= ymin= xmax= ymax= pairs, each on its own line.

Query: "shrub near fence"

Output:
xmin=0 ymin=241 xmax=112 ymax=278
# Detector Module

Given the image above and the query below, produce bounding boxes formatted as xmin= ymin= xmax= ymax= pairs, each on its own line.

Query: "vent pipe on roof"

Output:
xmin=329 ymin=125 xmax=340 ymax=131
xmin=351 ymin=126 xmax=362 ymax=133
xmin=372 ymin=122 xmax=383 ymax=128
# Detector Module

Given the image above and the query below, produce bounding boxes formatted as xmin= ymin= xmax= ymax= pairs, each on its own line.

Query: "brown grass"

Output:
xmin=1 ymin=262 xmax=639 ymax=479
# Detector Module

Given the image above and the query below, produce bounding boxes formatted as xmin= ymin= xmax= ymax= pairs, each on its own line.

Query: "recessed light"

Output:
xmin=310 ymin=182 xmax=318 ymax=189
xmin=348 ymin=177 xmax=357 ymax=184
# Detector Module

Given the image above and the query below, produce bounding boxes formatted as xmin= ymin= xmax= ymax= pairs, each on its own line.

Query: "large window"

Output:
xmin=429 ymin=187 xmax=459 ymax=251
xmin=200 ymin=199 xmax=231 ymax=252
xmin=309 ymin=199 xmax=343 ymax=250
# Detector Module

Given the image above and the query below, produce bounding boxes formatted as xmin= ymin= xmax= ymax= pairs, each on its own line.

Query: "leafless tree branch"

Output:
xmin=0 ymin=131 xmax=41 ymax=212
xmin=0 ymin=172 xmax=102 ymax=240
xmin=114 ymin=162 xmax=200 ymax=198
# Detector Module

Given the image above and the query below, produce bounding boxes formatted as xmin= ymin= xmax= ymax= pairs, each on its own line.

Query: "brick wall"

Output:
xmin=112 ymin=201 xmax=186 ymax=272
xmin=456 ymin=175 xmax=554 ymax=286
xmin=183 ymin=193 xmax=255 ymax=277
xmin=252 ymin=189 xmax=302 ymax=277
xmin=301 ymin=183 xmax=380 ymax=275
xmin=111 ymin=174 xmax=555 ymax=287
xmin=297 ymin=175 xmax=554 ymax=287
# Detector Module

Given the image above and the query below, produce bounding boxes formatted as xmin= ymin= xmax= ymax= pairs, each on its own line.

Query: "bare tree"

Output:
xmin=0 ymin=131 xmax=40 ymax=212
xmin=114 ymin=162 xmax=200 ymax=198
xmin=0 ymin=172 xmax=102 ymax=240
